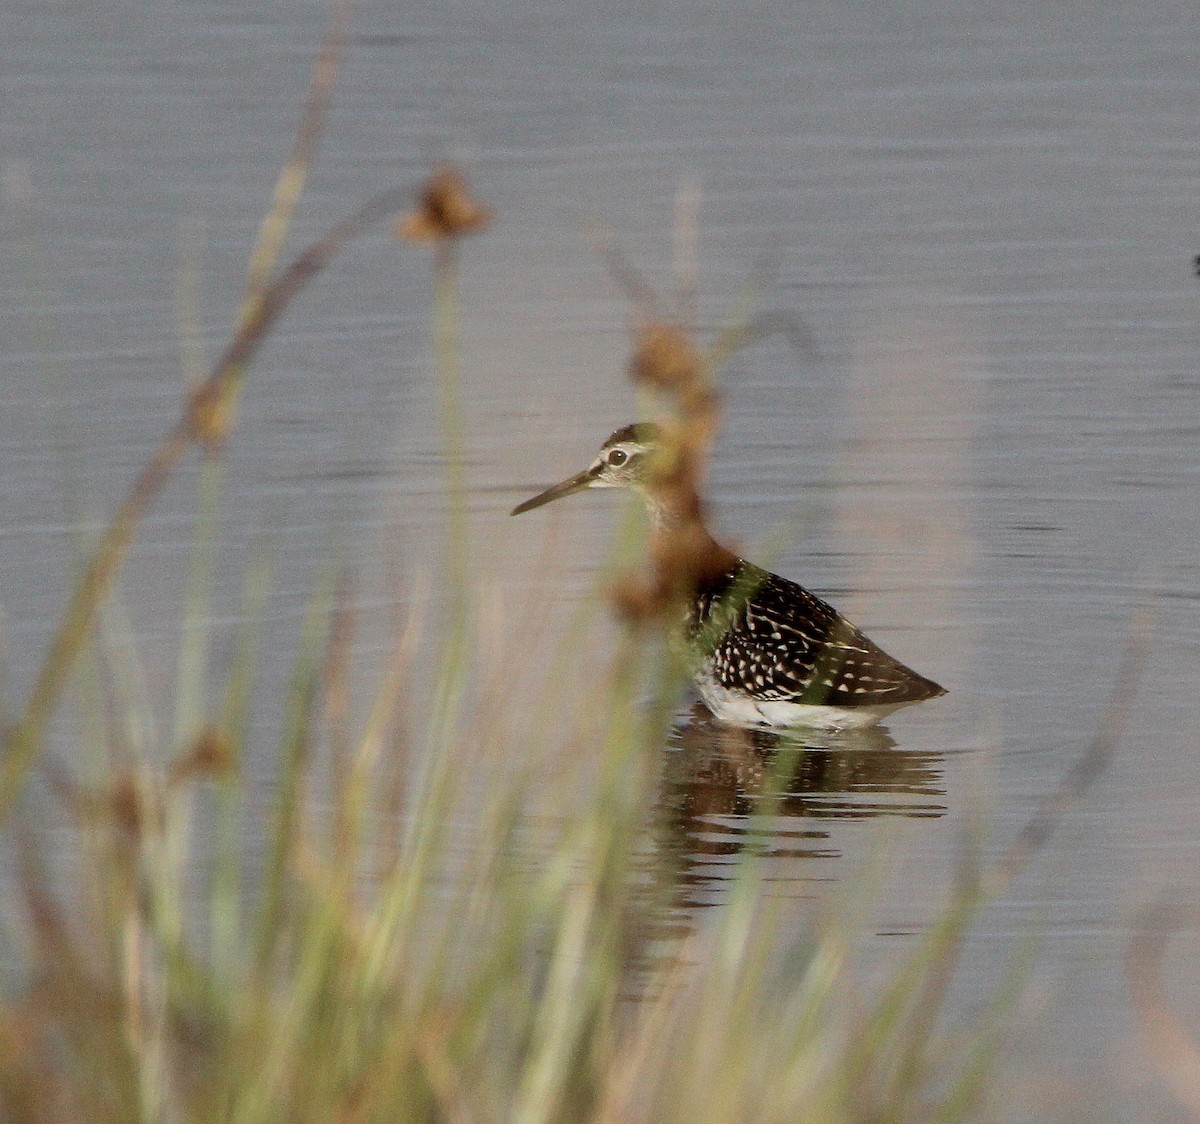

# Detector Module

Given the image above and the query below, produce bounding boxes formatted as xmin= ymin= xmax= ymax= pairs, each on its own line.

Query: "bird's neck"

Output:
xmin=641 ymin=491 xmax=742 ymax=576
xmin=641 ymin=492 xmax=683 ymax=533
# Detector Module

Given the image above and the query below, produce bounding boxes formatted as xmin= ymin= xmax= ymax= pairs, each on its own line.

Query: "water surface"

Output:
xmin=4 ymin=2 xmax=1200 ymax=1116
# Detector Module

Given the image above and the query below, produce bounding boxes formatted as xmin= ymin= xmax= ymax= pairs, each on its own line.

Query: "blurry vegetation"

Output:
xmin=0 ymin=6 xmax=1166 ymax=1122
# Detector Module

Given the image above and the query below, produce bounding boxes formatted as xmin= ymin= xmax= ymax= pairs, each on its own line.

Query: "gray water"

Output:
xmin=4 ymin=1 xmax=1200 ymax=1117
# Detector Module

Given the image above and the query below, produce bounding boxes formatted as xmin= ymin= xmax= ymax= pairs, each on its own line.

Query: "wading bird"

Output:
xmin=512 ymin=423 xmax=945 ymax=730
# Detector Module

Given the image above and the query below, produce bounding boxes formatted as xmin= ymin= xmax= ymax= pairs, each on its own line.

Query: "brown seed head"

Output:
xmin=108 ymin=775 xmax=152 ymax=838
xmin=187 ymin=382 xmax=232 ymax=451
xmin=629 ymin=322 xmax=703 ymax=393
xmin=170 ymin=724 xmax=236 ymax=788
xmin=611 ymin=572 xmax=672 ymax=626
xmin=396 ymin=165 xmax=491 ymax=243
xmin=653 ymin=515 xmax=735 ymax=587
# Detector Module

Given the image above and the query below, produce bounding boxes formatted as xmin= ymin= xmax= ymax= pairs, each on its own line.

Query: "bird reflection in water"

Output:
xmin=648 ymin=705 xmax=947 ymax=926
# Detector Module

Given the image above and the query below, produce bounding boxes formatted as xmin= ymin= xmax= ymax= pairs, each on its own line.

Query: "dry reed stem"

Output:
xmin=240 ymin=0 xmax=351 ymax=308
xmin=588 ymin=226 xmax=665 ymax=318
xmin=0 ymin=183 xmax=415 ymax=824
xmin=595 ymin=222 xmax=1154 ymax=1120
xmin=369 ymin=591 xmax=427 ymax=882
xmin=985 ymin=601 xmax=1154 ymax=897
xmin=590 ymin=219 xmax=732 ymax=626
xmin=0 ymin=4 xmax=355 ymax=817
xmin=1128 ymin=902 xmax=1200 ymax=1117
xmin=613 ymin=320 xmax=728 ymax=626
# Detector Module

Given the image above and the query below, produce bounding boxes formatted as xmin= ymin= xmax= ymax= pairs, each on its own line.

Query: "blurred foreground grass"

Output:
xmin=0 ymin=212 xmax=1000 ymax=1124
xmin=0 ymin=12 xmax=1155 ymax=1121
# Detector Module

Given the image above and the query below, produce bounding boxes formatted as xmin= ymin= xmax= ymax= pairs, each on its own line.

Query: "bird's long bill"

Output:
xmin=511 ymin=465 xmax=599 ymax=515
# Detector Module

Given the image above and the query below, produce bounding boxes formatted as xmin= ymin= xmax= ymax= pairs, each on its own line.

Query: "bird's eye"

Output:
xmin=606 ymin=449 xmax=628 ymax=467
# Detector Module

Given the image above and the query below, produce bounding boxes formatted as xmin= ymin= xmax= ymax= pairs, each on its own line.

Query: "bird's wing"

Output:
xmin=697 ymin=566 xmax=943 ymax=707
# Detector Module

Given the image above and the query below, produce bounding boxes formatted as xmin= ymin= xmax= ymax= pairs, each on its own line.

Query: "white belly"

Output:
xmin=693 ymin=670 xmax=907 ymax=731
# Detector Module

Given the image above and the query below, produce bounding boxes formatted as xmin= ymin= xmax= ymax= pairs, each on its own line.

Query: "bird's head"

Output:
xmin=511 ymin=422 xmax=666 ymax=516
